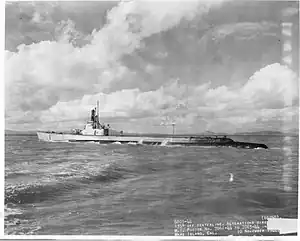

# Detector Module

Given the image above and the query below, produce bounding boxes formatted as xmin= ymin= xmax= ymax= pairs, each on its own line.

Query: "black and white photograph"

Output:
xmin=4 ymin=0 xmax=299 ymax=236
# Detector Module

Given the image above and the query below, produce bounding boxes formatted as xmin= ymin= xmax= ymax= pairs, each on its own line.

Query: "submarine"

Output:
xmin=37 ymin=101 xmax=268 ymax=149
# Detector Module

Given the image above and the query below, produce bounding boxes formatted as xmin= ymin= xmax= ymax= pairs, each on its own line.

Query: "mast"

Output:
xmin=172 ymin=122 xmax=176 ymax=137
xmin=97 ymin=100 xmax=100 ymax=128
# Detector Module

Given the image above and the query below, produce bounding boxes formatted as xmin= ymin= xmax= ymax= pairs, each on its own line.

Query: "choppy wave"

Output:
xmin=5 ymin=205 xmax=42 ymax=235
xmin=204 ymin=188 xmax=287 ymax=213
xmin=79 ymin=163 xmax=134 ymax=184
xmin=5 ymin=182 xmax=77 ymax=204
xmin=5 ymin=204 xmax=24 ymax=218
xmin=5 ymin=170 xmax=33 ymax=178
xmin=5 ymin=162 xmax=134 ymax=205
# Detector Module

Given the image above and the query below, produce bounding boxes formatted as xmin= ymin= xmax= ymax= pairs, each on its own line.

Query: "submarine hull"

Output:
xmin=226 ymin=141 xmax=268 ymax=149
xmin=37 ymin=132 xmax=268 ymax=149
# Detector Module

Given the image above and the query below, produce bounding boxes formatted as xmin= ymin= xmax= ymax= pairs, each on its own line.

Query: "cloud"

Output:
xmin=5 ymin=1 xmax=116 ymax=50
xmin=155 ymin=52 xmax=168 ymax=59
xmin=212 ymin=22 xmax=278 ymax=39
xmin=5 ymin=0 xmax=226 ymax=111
xmin=5 ymin=1 xmax=299 ymax=133
xmin=28 ymin=62 xmax=297 ymax=133
xmin=241 ymin=63 xmax=298 ymax=107
xmin=145 ymin=63 xmax=159 ymax=74
xmin=54 ymin=19 xmax=88 ymax=45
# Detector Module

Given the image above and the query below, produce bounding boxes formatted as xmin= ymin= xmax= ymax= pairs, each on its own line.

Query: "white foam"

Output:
xmin=128 ymin=142 xmax=137 ymax=145
xmin=5 ymin=205 xmax=23 ymax=217
xmin=229 ymin=173 xmax=234 ymax=182
xmin=160 ymin=139 xmax=169 ymax=146
xmin=112 ymin=141 xmax=122 ymax=145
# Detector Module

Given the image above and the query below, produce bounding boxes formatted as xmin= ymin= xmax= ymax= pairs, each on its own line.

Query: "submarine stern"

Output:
xmin=231 ymin=141 xmax=269 ymax=149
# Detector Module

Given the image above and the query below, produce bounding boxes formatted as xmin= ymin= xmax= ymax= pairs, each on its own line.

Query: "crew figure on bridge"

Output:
xmin=91 ymin=108 xmax=96 ymax=122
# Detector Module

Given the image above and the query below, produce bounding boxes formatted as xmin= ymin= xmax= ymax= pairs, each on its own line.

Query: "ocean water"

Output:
xmin=4 ymin=134 xmax=298 ymax=235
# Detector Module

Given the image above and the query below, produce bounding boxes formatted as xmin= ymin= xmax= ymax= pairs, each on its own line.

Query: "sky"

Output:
xmin=4 ymin=0 xmax=299 ymax=134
